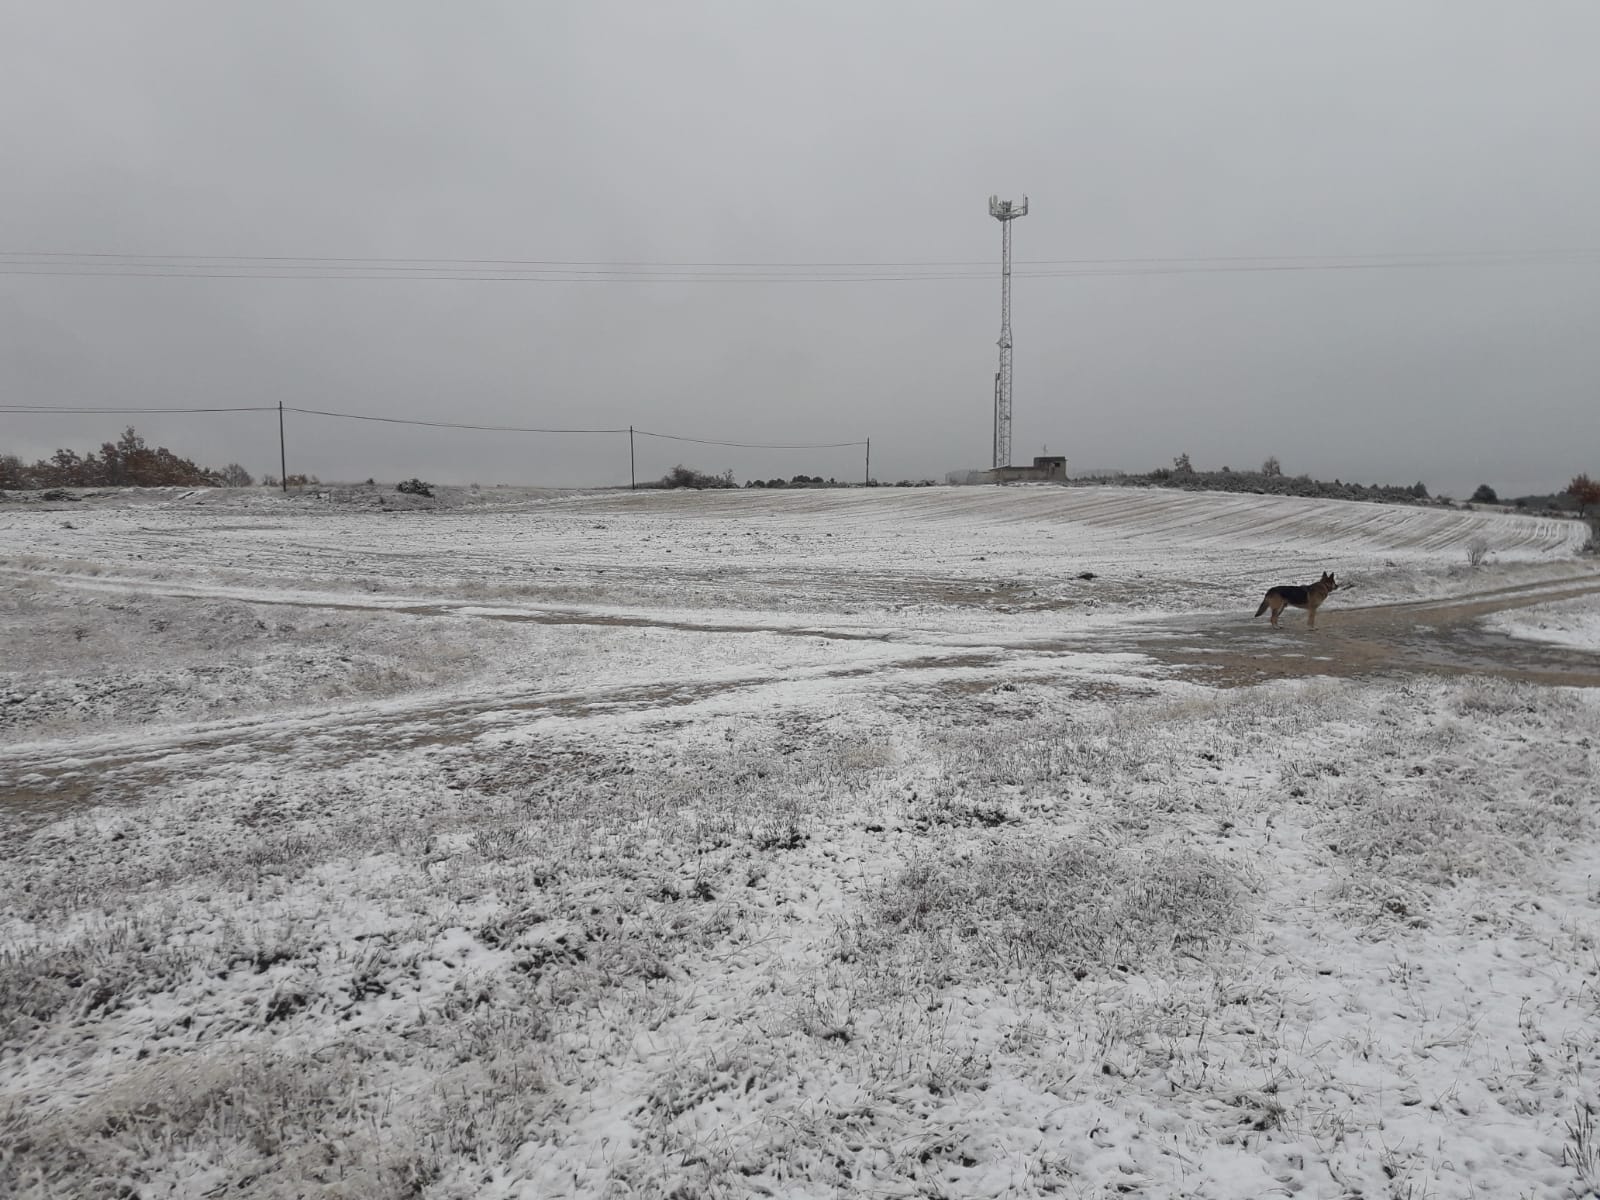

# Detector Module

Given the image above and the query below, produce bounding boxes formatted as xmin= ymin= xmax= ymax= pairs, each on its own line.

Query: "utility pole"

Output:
xmin=629 ymin=426 xmax=635 ymax=490
xmin=864 ymin=437 xmax=871 ymax=486
xmin=989 ymin=195 xmax=1028 ymax=471
xmin=278 ymin=402 xmax=287 ymax=493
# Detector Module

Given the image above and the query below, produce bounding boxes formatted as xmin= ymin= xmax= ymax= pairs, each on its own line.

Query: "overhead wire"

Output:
xmin=631 ymin=428 xmax=865 ymax=449
xmin=284 ymin=406 xmax=626 ymax=435
xmin=2 ymin=246 xmax=1598 ymax=283
xmin=1 ymin=403 xmax=864 ymax=448
xmin=7 ymin=246 xmax=1600 ymax=265
xmin=0 ymin=403 xmax=275 ymax=414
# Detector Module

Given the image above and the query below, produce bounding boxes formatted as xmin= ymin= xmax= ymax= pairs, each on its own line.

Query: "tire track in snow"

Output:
xmin=0 ymin=649 xmax=1003 ymax=832
xmin=5 ymin=572 xmax=1598 ymax=830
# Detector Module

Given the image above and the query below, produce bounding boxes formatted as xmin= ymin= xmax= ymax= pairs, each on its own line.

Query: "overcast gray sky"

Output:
xmin=3 ymin=1 xmax=1597 ymax=497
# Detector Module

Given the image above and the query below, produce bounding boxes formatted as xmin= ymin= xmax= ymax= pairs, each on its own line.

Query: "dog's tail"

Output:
xmin=1253 ymin=595 xmax=1271 ymax=618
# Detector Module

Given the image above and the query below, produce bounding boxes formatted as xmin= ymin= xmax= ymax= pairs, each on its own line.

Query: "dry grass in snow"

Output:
xmin=4 ymin=677 xmax=1599 ymax=1198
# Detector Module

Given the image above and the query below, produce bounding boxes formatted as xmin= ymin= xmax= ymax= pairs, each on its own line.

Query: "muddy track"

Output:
xmin=1112 ymin=576 xmax=1600 ymax=688
xmin=0 ymin=651 xmax=1004 ymax=831
xmin=3 ymin=572 xmax=1597 ymax=830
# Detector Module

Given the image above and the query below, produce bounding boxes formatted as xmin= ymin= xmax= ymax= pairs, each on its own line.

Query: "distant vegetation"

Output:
xmin=744 ymin=474 xmax=941 ymax=488
xmin=1485 ymin=474 xmax=1600 ymax=516
xmin=7 ymin=435 xmax=1592 ymax=526
xmin=0 ymin=427 xmax=249 ymax=490
xmin=1077 ymin=455 xmax=1600 ymax=517
xmin=651 ymin=464 xmax=737 ymax=490
xmin=1101 ymin=453 xmax=1436 ymax=506
xmin=745 ymin=473 xmax=846 ymax=489
xmin=1568 ymin=473 xmax=1600 ymax=516
xmin=1569 ymin=475 xmax=1600 ymax=553
xmin=656 ymin=467 xmax=937 ymax=489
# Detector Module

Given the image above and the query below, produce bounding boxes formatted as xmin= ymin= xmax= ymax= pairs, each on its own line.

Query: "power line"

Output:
xmin=0 ymin=402 xmax=862 ymax=448
xmin=0 ymin=403 xmax=275 ymax=414
xmin=285 ymin=405 xmax=626 ymax=435
xmin=5 ymin=246 xmax=1600 ymax=268
xmin=0 ymin=251 xmax=986 ymax=272
xmin=0 ymin=268 xmax=993 ymax=283
xmin=2 ymin=247 xmax=1598 ymax=284
xmin=0 ymin=261 xmax=1569 ymax=284
xmin=632 ymin=428 xmax=865 ymax=449
xmin=285 ymin=409 xmax=865 ymax=447
xmin=4 ymin=250 xmax=1001 ymax=269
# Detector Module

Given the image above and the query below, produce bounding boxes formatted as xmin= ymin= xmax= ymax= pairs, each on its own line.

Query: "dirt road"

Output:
xmin=1115 ymin=575 xmax=1600 ymax=688
xmin=3 ymin=572 xmax=1597 ymax=830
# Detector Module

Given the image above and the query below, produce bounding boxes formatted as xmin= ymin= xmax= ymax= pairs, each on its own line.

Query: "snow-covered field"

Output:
xmin=3 ymin=484 xmax=1599 ymax=1199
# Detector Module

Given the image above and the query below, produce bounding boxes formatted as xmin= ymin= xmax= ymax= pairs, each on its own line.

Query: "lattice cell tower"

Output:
xmin=989 ymin=194 xmax=1028 ymax=470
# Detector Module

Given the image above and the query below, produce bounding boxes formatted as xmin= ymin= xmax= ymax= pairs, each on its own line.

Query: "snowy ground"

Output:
xmin=2 ymin=484 xmax=1599 ymax=1199
xmin=1488 ymin=593 xmax=1600 ymax=653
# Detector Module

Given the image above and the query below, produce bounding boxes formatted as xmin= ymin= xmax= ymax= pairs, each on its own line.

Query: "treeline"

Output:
xmin=1508 ymin=475 xmax=1600 ymax=516
xmin=1098 ymin=454 xmax=1430 ymax=505
xmin=1090 ymin=455 xmax=1600 ymax=516
xmin=653 ymin=465 xmax=933 ymax=490
xmin=1143 ymin=468 xmax=1431 ymax=506
xmin=0 ymin=428 xmax=252 ymax=490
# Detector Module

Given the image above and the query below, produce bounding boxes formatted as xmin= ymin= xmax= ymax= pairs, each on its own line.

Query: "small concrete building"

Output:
xmin=988 ymin=455 xmax=1067 ymax=484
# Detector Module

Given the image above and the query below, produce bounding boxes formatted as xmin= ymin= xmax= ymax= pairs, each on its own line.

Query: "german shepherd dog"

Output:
xmin=1254 ymin=572 xmax=1338 ymax=629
